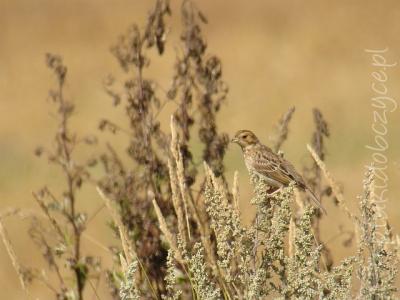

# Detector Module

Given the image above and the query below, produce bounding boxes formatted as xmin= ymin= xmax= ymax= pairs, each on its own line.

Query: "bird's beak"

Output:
xmin=231 ymin=137 xmax=238 ymax=144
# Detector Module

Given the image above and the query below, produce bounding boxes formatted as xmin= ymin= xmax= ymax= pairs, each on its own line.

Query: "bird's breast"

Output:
xmin=243 ymin=149 xmax=255 ymax=171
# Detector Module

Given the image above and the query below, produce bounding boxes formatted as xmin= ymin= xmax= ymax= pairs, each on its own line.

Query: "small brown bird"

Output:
xmin=231 ymin=129 xmax=326 ymax=214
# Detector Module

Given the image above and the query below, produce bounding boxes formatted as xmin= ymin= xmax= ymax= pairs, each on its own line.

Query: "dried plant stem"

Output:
xmin=294 ymin=189 xmax=305 ymax=215
xmin=83 ymin=233 xmax=112 ymax=254
xmin=232 ymin=171 xmax=240 ymax=216
xmin=270 ymin=106 xmax=296 ymax=152
xmin=170 ymin=115 xmax=228 ymax=292
xmin=288 ymin=217 xmax=296 ymax=258
xmin=67 ymin=158 xmax=83 ymax=297
xmin=96 ymin=187 xmax=135 ymax=263
xmin=50 ymin=55 xmax=85 ymax=300
xmin=170 ymin=116 xmax=192 ymax=240
xmin=0 ymin=220 xmax=31 ymax=299
xmin=88 ymin=278 xmax=101 ymax=300
xmin=33 ymin=192 xmax=65 ymax=241
xmin=170 ymin=117 xmax=217 ymax=271
xmin=97 ymin=187 xmax=159 ymax=299
xmin=168 ymin=159 xmax=187 ymax=241
xmin=307 ymin=144 xmax=355 ymax=220
xmin=152 ymin=199 xmax=184 ymax=264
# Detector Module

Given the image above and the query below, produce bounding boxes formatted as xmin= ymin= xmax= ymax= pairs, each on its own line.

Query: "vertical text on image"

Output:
xmin=364 ymin=47 xmax=397 ymax=241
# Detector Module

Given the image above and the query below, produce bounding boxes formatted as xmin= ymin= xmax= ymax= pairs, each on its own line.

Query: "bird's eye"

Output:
xmin=243 ymin=135 xmax=248 ymax=139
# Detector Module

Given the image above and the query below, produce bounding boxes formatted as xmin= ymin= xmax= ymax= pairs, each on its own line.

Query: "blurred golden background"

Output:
xmin=1 ymin=0 xmax=400 ymax=298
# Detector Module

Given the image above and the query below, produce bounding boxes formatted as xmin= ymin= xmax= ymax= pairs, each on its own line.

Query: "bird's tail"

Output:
xmin=305 ymin=188 xmax=327 ymax=215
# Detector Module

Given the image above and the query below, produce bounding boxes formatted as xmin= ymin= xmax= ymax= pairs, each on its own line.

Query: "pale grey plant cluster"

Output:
xmin=356 ymin=168 xmax=398 ymax=299
xmin=120 ymin=260 xmax=141 ymax=300
xmin=183 ymin=243 xmax=222 ymax=300
xmin=162 ymin=250 xmax=182 ymax=300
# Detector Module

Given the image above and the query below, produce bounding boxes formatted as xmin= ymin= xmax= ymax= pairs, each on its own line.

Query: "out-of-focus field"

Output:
xmin=1 ymin=0 xmax=400 ymax=299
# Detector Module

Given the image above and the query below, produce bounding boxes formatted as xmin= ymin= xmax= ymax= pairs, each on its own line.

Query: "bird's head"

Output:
xmin=231 ymin=130 xmax=259 ymax=149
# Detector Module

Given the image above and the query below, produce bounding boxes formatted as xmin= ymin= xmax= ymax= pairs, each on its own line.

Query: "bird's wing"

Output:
xmin=251 ymin=145 xmax=327 ymax=213
xmin=280 ymin=160 xmax=307 ymax=188
xmin=251 ymin=145 xmax=296 ymax=186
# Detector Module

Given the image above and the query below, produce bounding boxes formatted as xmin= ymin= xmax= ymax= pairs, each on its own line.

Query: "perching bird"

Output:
xmin=231 ymin=129 xmax=326 ymax=214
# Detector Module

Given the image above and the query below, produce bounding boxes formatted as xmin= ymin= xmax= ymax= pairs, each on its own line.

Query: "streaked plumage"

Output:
xmin=232 ymin=129 xmax=326 ymax=214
